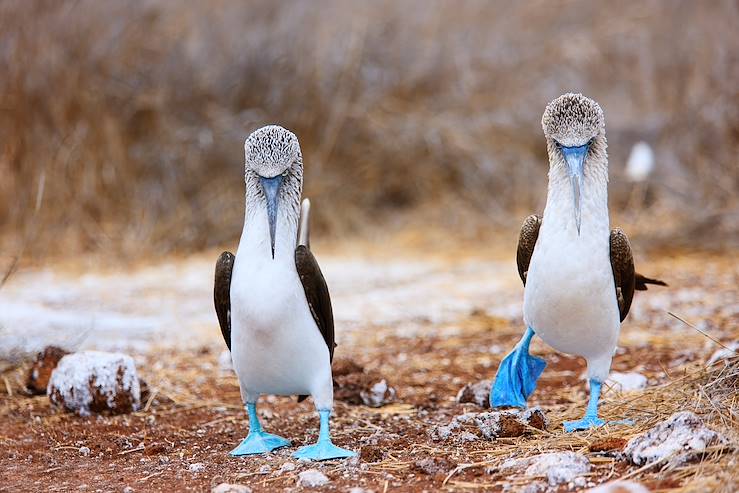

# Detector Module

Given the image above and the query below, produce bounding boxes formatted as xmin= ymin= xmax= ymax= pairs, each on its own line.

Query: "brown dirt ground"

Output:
xmin=1 ymin=253 xmax=737 ymax=492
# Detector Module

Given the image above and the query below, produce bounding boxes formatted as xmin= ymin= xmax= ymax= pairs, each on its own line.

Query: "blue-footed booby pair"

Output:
xmin=491 ymin=94 xmax=666 ymax=431
xmin=214 ymin=125 xmax=355 ymax=460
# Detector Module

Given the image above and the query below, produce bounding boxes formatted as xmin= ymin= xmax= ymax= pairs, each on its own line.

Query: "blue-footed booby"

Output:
xmin=490 ymin=94 xmax=666 ymax=431
xmin=214 ymin=125 xmax=355 ymax=460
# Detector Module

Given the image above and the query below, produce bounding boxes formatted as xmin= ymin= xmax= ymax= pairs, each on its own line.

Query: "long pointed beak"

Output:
xmin=561 ymin=144 xmax=589 ymax=235
xmin=259 ymin=175 xmax=284 ymax=258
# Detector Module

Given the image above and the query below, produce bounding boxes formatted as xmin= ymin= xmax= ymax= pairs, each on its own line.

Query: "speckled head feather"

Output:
xmin=243 ymin=125 xmax=304 ymax=231
xmin=244 ymin=125 xmax=302 ymax=178
xmin=541 ymin=93 xmax=605 ymax=147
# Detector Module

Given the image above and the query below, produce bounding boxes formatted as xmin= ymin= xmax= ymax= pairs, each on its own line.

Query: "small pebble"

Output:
xmin=297 ymin=469 xmax=329 ymax=487
xmin=211 ymin=484 xmax=252 ymax=493
xmin=79 ymin=446 xmax=91 ymax=457
xmin=188 ymin=462 xmax=206 ymax=473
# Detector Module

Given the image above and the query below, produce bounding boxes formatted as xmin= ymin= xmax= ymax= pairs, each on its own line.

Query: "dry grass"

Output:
xmin=1 ymin=0 xmax=738 ymax=260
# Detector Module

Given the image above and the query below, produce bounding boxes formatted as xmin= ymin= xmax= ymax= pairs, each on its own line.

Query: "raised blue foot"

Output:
xmin=563 ymin=380 xmax=633 ymax=432
xmin=292 ymin=410 xmax=356 ymax=461
xmin=491 ymin=327 xmax=547 ymax=408
xmin=230 ymin=402 xmax=291 ymax=456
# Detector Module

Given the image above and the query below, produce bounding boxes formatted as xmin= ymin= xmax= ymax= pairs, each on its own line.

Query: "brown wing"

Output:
xmin=609 ymin=229 xmax=636 ymax=322
xmin=295 ymin=245 xmax=335 ymax=361
xmin=517 ymin=214 xmax=542 ymax=285
xmin=214 ymin=251 xmax=235 ymax=351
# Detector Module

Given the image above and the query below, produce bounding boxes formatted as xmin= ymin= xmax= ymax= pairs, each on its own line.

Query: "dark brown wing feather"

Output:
xmin=295 ymin=245 xmax=335 ymax=361
xmin=214 ymin=251 xmax=235 ymax=351
xmin=609 ymin=229 xmax=636 ymax=322
xmin=295 ymin=244 xmax=335 ymax=403
xmin=517 ymin=214 xmax=542 ymax=286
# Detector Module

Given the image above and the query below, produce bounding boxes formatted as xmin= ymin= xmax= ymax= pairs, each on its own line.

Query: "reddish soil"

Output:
xmin=1 ymin=254 xmax=737 ymax=492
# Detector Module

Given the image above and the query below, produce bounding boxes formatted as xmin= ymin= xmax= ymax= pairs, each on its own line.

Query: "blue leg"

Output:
xmin=230 ymin=402 xmax=291 ymax=456
xmin=292 ymin=410 xmax=356 ymax=461
xmin=563 ymin=380 xmax=633 ymax=432
xmin=490 ymin=327 xmax=547 ymax=408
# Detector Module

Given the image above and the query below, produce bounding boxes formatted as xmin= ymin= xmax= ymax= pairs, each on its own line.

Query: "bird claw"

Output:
xmin=292 ymin=439 xmax=356 ymax=461
xmin=230 ymin=430 xmax=291 ymax=456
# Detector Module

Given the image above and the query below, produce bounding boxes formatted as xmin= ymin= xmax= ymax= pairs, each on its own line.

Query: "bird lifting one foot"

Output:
xmin=490 ymin=94 xmax=666 ymax=431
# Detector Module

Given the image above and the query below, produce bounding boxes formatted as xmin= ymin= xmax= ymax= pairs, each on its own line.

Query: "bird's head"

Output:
xmin=541 ymin=93 xmax=607 ymax=234
xmin=244 ymin=125 xmax=303 ymax=258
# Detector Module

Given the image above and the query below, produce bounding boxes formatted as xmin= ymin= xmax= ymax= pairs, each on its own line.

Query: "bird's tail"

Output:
xmin=635 ymin=272 xmax=667 ymax=291
xmin=298 ymin=198 xmax=311 ymax=248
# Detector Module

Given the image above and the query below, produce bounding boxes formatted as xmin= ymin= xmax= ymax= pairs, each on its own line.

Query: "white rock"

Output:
xmin=587 ymin=480 xmax=650 ymax=492
xmin=624 ymin=411 xmax=725 ymax=466
xmin=608 ymin=372 xmax=648 ymax=392
xmin=457 ymin=431 xmax=478 ymax=443
xmin=48 ymin=351 xmax=141 ymax=416
xmin=122 ymin=487 xmax=134 ymax=493
xmin=188 ymin=462 xmax=206 ymax=473
xmin=501 ymin=452 xmax=590 ymax=486
xmin=79 ymin=446 xmax=91 ymax=456
xmin=706 ymin=342 xmax=739 ymax=366
xmin=521 ymin=481 xmax=547 ymax=493
xmin=258 ymin=465 xmax=271 ymax=475
xmin=360 ymin=379 xmax=396 ymax=407
xmin=279 ymin=462 xmax=296 ymax=474
xmin=456 ymin=380 xmax=491 ymax=408
xmin=347 ymin=488 xmax=374 ymax=493
xmin=211 ymin=484 xmax=252 ymax=493
xmin=297 ymin=469 xmax=329 ymax=487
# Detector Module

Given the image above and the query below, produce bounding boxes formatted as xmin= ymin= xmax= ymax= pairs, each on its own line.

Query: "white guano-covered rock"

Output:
xmin=456 ymin=380 xmax=491 ymax=408
xmin=624 ymin=411 xmax=725 ymax=466
xmin=500 ymin=451 xmax=591 ymax=486
xmin=211 ymin=484 xmax=252 ymax=493
xmin=607 ymin=372 xmax=648 ymax=392
xmin=48 ymin=351 xmax=141 ymax=416
xmin=587 ymin=480 xmax=650 ymax=492
xmin=297 ymin=469 xmax=329 ymax=487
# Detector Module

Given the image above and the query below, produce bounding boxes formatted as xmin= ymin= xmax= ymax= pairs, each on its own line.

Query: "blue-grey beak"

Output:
xmin=260 ymin=175 xmax=284 ymax=258
xmin=561 ymin=144 xmax=589 ymax=235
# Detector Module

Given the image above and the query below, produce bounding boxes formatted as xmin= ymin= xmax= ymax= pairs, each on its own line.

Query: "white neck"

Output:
xmin=541 ymin=152 xmax=610 ymax=239
xmin=239 ymin=175 xmax=300 ymax=262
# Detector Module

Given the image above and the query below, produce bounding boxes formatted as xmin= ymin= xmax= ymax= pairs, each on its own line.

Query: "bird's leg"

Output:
xmin=230 ymin=401 xmax=291 ymax=456
xmin=563 ymin=379 xmax=633 ymax=432
xmin=490 ymin=326 xmax=547 ymax=408
xmin=292 ymin=409 xmax=356 ymax=461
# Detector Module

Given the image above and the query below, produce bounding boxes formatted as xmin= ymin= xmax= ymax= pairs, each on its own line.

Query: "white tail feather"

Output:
xmin=298 ymin=198 xmax=311 ymax=247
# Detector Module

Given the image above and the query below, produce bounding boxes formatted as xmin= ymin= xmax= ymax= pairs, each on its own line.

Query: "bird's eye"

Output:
xmin=281 ymin=170 xmax=289 ymax=177
xmin=587 ymin=138 xmax=595 ymax=146
xmin=554 ymin=141 xmax=562 ymax=149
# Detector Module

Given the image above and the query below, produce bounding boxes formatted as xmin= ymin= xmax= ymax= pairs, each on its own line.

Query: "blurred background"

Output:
xmin=1 ymin=0 xmax=738 ymax=263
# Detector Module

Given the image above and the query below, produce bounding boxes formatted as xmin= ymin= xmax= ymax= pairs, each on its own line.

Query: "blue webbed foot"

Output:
xmin=230 ymin=430 xmax=291 ymax=456
xmin=292 ymin=409 xmax=356 ymax=461
xmin=491 ymin=327 xmax=547 ymax=408
xmin=293 ymin=440 xmax=356 ymax=461
xmin=230 ymin=402 xmax=291 ymax=456
xmin=563 ymin=379 xmax=633 ymax=433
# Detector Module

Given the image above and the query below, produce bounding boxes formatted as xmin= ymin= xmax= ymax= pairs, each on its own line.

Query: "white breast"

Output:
xmin=229 ymin=207 xmax=332 ymax=407
xmin=522 ymin=166 xmax=620 ymax=381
